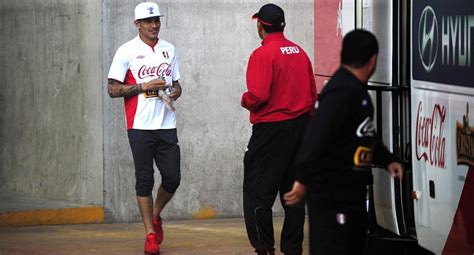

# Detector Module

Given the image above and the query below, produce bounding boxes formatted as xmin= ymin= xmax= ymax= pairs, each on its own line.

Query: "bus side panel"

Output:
xmin=411 ymin=86 xmax=474 ymax=254
xmin=411 ymin=87 xmax=452 ymax=254
xmin=442 ymin=94 xmax=474 ymax=254
xmin=411 ymin=0 xmax=474 ymax=253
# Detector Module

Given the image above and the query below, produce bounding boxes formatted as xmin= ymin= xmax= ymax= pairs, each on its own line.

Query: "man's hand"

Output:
xmin=387 ymin=162 xmax=404 ymax=180
xmin=284 ymin=181 xmax=307 ymax=206
xmin=169 ymin=81 xmax=182 ymax=101
xmin=142 ymin=78 xmax=168 ymax=91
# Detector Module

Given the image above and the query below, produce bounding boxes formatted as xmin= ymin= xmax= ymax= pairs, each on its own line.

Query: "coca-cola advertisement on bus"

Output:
xmin=413 ymin=96 xmax=448 ymax=170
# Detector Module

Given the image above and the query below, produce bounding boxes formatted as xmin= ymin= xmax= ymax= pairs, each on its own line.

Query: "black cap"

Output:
xmin=252 ymin=3 xmax=285 ymax=28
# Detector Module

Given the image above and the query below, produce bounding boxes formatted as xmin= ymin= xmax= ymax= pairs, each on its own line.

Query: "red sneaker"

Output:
xmin=144 ymin=233 xmax=159 ymax=254
xmin=153 ymin=216 xmax=164 ymax=244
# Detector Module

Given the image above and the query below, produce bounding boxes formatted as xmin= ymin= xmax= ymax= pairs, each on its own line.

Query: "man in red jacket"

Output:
xmin=241 ymin=4 xmax=317 ymax=255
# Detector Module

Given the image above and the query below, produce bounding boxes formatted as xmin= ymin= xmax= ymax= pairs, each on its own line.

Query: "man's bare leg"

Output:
xmin=153 ymin=185 xmax=174 ymax=217
xmin=137 ymin=196 xmax=154 ymax=234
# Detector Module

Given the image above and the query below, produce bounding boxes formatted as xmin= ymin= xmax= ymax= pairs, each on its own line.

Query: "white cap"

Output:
xmin=134 ymin=2 xmax=163 ymax=21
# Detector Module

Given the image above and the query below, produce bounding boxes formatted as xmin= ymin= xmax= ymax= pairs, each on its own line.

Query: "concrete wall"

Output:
xmin=0 ymin=0 xmax=103 ymax=205
xmin=103 ymin=0 xmax=314 ymax=222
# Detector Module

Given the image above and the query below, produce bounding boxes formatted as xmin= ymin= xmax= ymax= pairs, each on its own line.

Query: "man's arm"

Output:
xmin=169 ymin=80 xmax=182 ymax=101
xmin=373 ymin=138 xmax=404 ymax=179
xmin=241 ymin=51 xmax=273 ymax=112
xmin=284 ymin=181 xmax=307 ymax=206
xmin=294 ymin=87 xmax=352 ymax=182
xmin=107 ymin=79 xmax=142 ymax=98
xmin=107 ymin=79 xmax=167 ymax=98
xmin=387 ymin=162 xmax=404 ymax=179
xmin=285 ymin=87 xmax=353 ymax=206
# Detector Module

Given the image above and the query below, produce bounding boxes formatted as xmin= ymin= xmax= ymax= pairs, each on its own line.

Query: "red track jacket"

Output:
xmin=242 ymin=32 xmax=317 ymax=124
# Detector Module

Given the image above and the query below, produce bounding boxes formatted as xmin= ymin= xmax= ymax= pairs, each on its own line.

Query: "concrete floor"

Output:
xmin=0 ymin=217 xmax=310 ymax=255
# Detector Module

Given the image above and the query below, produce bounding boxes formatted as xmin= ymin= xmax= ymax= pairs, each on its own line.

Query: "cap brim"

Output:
xmin=252 ymin=13 xmax=259 ymax=19
xmin=253 ymin=17 xmax=272 ymax=26
xmin=135 ymin=14 xmax=164 ymax=21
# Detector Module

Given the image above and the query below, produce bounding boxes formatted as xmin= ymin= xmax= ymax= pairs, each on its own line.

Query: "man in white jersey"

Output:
xmin=107 ymin=2 xmax=182 ymax=254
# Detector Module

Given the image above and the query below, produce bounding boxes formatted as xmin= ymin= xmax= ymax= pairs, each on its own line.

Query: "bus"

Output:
xmin=314 ymin=0 xmax=474 ymax=254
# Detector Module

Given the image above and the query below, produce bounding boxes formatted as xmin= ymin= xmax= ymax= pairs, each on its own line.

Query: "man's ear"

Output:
xmin=134 ymin=20 xmax=140 ymax=28
xmin=370 ymin=54 xmax=377 ymax=66
xmin=368 ymin=54 xmax=377 ymax=70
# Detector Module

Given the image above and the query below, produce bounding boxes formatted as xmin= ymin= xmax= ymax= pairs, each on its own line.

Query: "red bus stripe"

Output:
xmin=442 ymin=167 xmax=474 ymax=254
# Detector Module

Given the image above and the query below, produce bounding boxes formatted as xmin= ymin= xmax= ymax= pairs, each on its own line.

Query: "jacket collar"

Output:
xmin=261 ymin=32 xmax=285 ymax=45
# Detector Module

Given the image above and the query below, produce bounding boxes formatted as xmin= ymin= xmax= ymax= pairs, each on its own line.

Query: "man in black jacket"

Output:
xmin=284 ymin=30 xmax=403 ymax=255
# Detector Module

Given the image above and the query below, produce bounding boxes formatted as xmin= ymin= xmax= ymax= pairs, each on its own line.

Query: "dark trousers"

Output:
xmin=307 ymin=187 xmax=368 ymax=255
xmin=243 ymin=115 xmax=307 ymax=254
xmin=128 ymin=129 xmax=181 ymax=196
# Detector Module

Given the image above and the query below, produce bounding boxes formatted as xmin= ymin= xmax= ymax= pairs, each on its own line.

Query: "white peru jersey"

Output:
xmin=108 ymin=36 xmax=180 ymax=130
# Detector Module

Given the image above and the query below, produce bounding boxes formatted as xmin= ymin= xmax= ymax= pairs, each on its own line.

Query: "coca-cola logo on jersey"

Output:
xmin=138 ymin=63 xmax=171 ymax=79
xmin=415 ymin=101 xmax=447 ymax=168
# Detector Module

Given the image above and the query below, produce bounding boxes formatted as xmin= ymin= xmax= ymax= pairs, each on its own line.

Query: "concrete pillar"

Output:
xmin=0 ymin=0 xmax=103 ymax=206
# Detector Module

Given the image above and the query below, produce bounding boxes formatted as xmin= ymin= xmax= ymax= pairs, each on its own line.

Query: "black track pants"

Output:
xmin=243 ymin=115 xmax=307 ymax=254
xmin=307 ymin=188 xmax=368 ymax=255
